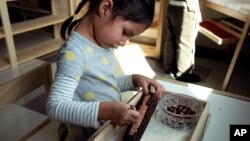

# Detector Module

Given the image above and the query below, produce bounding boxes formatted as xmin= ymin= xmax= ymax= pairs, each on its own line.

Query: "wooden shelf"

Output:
xmin=0 ymin=38 xmax=62 ymax=71
xmin=0 ymin=0 xmax=73 ymax=139
xmin=6 ymin=0 xmax=19 ymax=2
xmin=0 ymin=0 xmax=73 ymax=71
xmin=10 ymin=15 xmax=66 ymax=35
xmin=7 ymin=3 xmax=51 ymax=15
xmin=0 ymin=39 xmax=62 ymax=72
xmin=17 ymin=39 xmax=62 ymax=64
xmin=0 ymin=15 xmax=64 ymax=38
xmin=0 ymin=56 xmax=11 ymax=71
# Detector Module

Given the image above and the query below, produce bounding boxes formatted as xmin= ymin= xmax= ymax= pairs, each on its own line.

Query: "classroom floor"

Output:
xmin=145 ymin=57 xmax=249 ymax=96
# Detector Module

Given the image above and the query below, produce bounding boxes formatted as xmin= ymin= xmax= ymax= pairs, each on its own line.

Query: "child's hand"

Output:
xmin=98 ymin=102 xmax=139 ymax=126
xmin=132 ymin=74 xmax=163 ymax=97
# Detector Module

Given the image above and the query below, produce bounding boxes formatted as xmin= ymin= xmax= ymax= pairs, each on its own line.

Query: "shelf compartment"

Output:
xmin=199 ymin=20 xmax=240 ymax=45
xmin=0 ymin=15 xmax=66 ymax=36
xmin=7 ymin=3 xmax=51 ymax=15
xmin=11 ymin=15 xmax=65 ymax=35
xmin=0 ymin=37 xmax=62 ymax=72
xmin=0 ymin=15 xmax=65 ymax=38
xmin=17 ymin=39 xmax=62 ymax=64
xmin=0 ymin=55 xmax=11 ymax=71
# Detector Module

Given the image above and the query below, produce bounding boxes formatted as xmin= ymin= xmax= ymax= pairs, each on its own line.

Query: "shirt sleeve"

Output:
xmin=56 ymin=44 xmax=85 ymax=79
xmin=46 ymin=73 xmax=101 ymax=128
xmin=116 ymin=75 xmax=137 ymax=92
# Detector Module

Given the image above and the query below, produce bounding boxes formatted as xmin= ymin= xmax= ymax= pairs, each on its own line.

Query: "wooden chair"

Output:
xmin=198 ymin=0 xmax=250 ymax=91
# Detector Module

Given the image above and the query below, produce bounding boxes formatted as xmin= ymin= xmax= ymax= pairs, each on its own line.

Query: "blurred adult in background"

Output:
xmin=163 ymin=0 xmax=202 ymax=83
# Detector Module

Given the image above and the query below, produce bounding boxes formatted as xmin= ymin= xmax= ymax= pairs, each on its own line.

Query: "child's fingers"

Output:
xmin=155 ymin=84 xmax=163 ymax=94
xmin=128 ymin=106 xmax=139 ymax=123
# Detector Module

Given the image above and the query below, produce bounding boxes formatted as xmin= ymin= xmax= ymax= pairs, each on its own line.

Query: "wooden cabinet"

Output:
xmin=0 ymin=0 xmax=74 ymax=71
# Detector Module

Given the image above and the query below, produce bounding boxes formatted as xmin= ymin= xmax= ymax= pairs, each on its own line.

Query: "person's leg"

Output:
xmin=169 ymin=6 xmax=201 ymax=82
xmin=173 ymin=8 xmax=195 ymax=74
xmin=163 ymin=8 xmax=176 ymax=73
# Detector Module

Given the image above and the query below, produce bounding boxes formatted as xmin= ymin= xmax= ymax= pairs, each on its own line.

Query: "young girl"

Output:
xmin=46 ymin=0 xmax=162 ymax=140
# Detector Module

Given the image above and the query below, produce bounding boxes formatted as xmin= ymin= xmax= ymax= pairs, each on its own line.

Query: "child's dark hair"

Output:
xmin=60 ymin=0 xmax=155 ymax=40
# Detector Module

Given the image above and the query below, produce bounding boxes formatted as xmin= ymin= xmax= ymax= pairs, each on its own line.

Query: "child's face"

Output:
xmin=94 ymin=17 xmax=147 ymax=49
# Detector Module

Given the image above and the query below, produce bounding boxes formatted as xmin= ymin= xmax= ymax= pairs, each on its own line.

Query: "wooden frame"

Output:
xmin=199 ymin=0 xmax=250 ymax=91
xmin=0 ymin=0 xmax=18 ymax=68
xmin=87 ymin=90 xmax=210 ymax=141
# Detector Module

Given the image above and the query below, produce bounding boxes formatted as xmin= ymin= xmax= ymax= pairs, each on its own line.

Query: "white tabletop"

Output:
xmin=157 ymin=79 xmax=250 ymax=141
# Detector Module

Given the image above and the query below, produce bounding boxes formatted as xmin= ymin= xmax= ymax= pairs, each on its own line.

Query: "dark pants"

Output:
xmin=58 ymin=123 xmax=97 ymax=141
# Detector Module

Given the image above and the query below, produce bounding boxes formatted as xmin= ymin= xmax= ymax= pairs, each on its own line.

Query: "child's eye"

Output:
xmin=123 ymin=30 xmax=133 ymax=37
xmin=123 ymin=31 xmax=129 ymax=36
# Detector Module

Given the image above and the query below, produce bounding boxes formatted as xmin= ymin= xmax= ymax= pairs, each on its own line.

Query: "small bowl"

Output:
xmin=155 ymin=93 xmax=203 ymax=131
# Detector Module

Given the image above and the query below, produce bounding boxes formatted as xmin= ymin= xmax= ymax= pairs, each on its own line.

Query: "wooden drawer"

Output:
xmin=199 ymin=20 xmax=240 ymax=45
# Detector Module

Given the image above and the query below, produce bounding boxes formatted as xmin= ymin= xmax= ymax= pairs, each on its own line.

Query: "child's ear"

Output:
xmin=99 ymin=0 xmax=113 ymax=17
